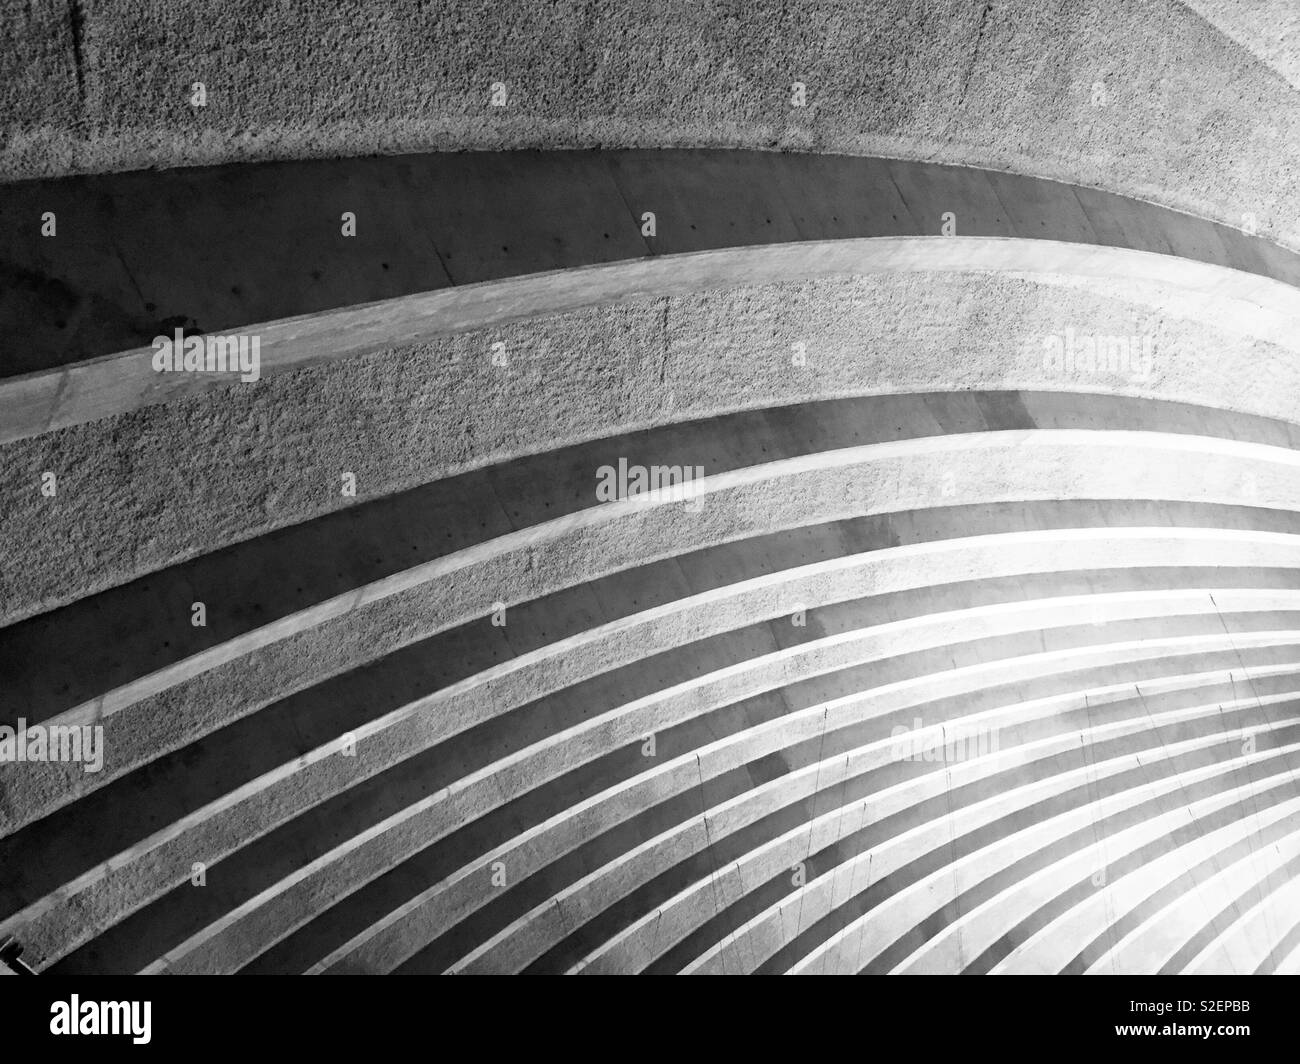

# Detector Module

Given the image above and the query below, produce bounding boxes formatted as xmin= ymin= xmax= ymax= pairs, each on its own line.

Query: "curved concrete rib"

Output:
xmin=1036 ymin=809 xmax=1300 ymax=976
xmin=10 ymin=504 xmax=1300 ymax=967
xmin=6 ymin=147 xmax=1300 ymax=441
xmin=880 ymin=775 xmax=1300 ymax=976
xmin=15 ymin=427 xmax=1300 ymax=739
xmin=320 ymin=666 xmax=1300 ymax=976
xmin=1186 ymin=873 xmax=1300 ymax=974
xmin=576 ymin=716 xmax=1300 ymax=975
xmin=31 ymin=389 xmax=1269 ymax=721
xmin=13 ymin=277 xmax=1300 ymax=638
xmin=302 ymin=595 xmax=1300 ymax=974
xmin=6 ymin=15 xmax=1300 ymax=980
xmin=1092 ymin=829 xmax=1300 ymax=975
xmin=25 ymin=388 xmax=1280 ymax=717
xmin=12 ymin=423 xmax=1300 ymax=857
xmin=8 ymin=424 xmax=1300 ymax=970
xmin=15 ymin=522 xmax=1300 ymax=952
xmin=286 ymin=628 xmax=1300 ymax=972
xmin=11 ymin=528 xmax=1300 ymax=967
xmin=1274 ymin=937 xmax=1300 ymax=974
xmin=11 ymin=509 xmax=1270 ymax=910
xmin=6 ymin=288 xmax=1300 ymax=977
xmin=9 ymin=236 xmax=1300 ymax=447
xmin=10 ymin=523 xmax=1299 ymax=975
xmin=364 ymin=656 xmax=1300 ymax=977
xmin=137 ymin=631 xmax=1300 ymax=975
xmin=895 ymin=782 xmax=1300 ymax=976
xmin=728 ymin=760 xmax=1300 ymax=977
xmin=992 ymin=806 xmax=1300 ymax=974
xmin=779 ymin=745 xmax=1300 ymax=976
xmin=464 ymin=693 xmax=1300 ymax=976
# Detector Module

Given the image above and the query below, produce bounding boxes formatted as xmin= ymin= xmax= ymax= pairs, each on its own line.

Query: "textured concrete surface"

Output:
xmin=5 ymin=207 xmax=1300 ymax=974
xmin=4 ymin=0 xmax=1300 ymax=253
xmin=1181 ymin=0 xmax=1300 ymax=90
xmin=6 ymin=267 xmax=1300 ymax=629
xmin=8 ymin=149 xmax=1297 ymax=451
xmin=6 ymin=412 xmax=1300 ymax=788
xmin=4 ymin=150 xmax=1294 ymax=384
xmin=5 ymin=3 xmax=1300 ymax=978
xmin=6 ymin=414 xmax=1300 ymax=967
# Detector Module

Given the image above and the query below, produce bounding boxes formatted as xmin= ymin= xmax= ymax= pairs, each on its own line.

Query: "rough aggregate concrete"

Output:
xmin=3 ymin=1 xmax=1300 ymax=250
xmin=1180 ymin=0 xmax=1300 ymax=89
xmin=3 ymin=269 xmax=1297 ymax=626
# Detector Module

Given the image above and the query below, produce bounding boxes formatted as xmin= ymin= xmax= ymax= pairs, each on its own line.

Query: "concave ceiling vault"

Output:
xmin=2 ymin=0 xmax=1300 ymax=975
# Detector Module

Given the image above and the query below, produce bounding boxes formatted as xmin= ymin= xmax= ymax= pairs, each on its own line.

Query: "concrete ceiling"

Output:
xmin=2 ymin=7 xmax=1300 ymax=976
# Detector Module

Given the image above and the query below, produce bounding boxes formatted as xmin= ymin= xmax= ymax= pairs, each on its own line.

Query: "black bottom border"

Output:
xmin=1 ymin=974 xmax=1291 ymax=1053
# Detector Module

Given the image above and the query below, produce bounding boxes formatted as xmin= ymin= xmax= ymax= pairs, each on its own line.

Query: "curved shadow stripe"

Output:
xmin=5 ymin=148 xmax=1300 ymax=441
xmin=5 ymin=133 xmax=1300 ymax=976
xmin=82 ymin=633 xmax=1300 ymax=973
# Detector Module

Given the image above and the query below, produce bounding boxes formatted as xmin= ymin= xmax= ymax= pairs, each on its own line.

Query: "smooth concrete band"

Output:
xmin=789 ymin=765 xmax=1300 ymax=976
xmin=6 ymin=147 xmax=1300 ymax=443
xmin=321 ymin=663 xmax=1300 ymax=974
xmin=147 ymin=642 xmax=1300 ymax=975
xmin=646 ymin=744 xmax=1300 ymax=976
xmin=13 ymin=386 xmax=1300 ymax=733
xmin=8 ymin=235 xmax=1300 ymax=446
xmin=8 ymin=426 xmax=1300 ymax=845
xmin=471 ymin=697 xmax=1300 ymax=975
